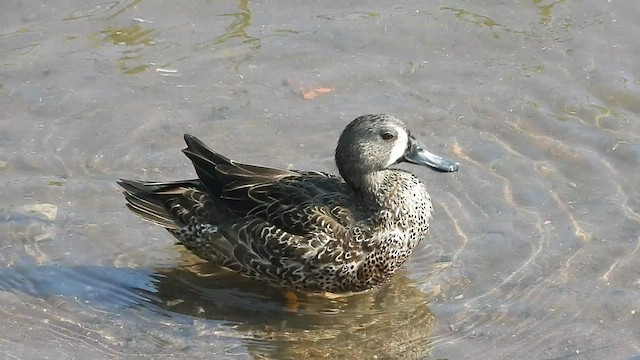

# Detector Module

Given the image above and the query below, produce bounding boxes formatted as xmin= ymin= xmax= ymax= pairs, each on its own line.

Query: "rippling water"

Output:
xmin=1 ymin=1 xmax=639 ymax=359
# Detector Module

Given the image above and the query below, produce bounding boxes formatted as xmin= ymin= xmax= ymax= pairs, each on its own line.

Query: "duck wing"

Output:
xmin=182 ymin=134 xmax=357 ymax=232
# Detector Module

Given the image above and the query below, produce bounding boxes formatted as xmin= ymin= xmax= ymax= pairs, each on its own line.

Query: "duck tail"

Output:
xmin=118 ymin=179 xmax=183 ymax=229
xmin=119 ymin=178 xmax=231 ymax=232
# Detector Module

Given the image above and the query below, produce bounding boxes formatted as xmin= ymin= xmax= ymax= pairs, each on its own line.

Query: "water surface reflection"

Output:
xmin=0 ymin=256 xmax=436 ymax=359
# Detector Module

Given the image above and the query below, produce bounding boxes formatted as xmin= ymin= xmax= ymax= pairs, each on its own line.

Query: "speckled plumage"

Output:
xmin=119 ymin=114 xmax=458 ymax=294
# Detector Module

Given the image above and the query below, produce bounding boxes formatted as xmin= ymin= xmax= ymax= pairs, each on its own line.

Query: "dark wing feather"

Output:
xmin=182 ymin=134 xmax=296 ymax=198
xmin=182 ymin=134 xmax=358 ymax=235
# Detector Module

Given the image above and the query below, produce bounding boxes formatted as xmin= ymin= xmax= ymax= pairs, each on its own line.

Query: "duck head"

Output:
xmin=335 ymin=114 xmax=458 ymax=190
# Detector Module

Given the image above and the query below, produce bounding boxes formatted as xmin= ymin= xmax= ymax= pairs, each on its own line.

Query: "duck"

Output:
xmin=119 ymin=114 xmax=458 ymax=294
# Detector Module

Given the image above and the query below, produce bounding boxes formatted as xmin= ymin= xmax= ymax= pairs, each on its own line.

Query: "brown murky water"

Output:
xmin=1 ymin=1 xmax=639 ymax=359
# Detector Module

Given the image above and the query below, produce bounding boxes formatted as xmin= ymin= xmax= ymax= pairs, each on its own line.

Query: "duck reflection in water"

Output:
xmin=149 ymin=256 xmax=437 ymax=360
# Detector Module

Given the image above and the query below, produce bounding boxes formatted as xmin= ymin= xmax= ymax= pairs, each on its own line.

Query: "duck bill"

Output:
xmin=403 ymin=138 xmax=459 ymax=172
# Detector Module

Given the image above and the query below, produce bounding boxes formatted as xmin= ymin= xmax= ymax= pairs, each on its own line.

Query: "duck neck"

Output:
xmin=350 ymin=170 xmax=399 ymax=209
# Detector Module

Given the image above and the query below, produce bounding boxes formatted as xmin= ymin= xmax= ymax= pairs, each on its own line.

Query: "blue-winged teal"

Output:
xmin=119 ymin=114 xmax=458 ymax=294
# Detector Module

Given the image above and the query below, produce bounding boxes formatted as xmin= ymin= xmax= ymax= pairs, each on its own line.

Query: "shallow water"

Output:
xmin=1 ymin=0 xmax=639 ymax=359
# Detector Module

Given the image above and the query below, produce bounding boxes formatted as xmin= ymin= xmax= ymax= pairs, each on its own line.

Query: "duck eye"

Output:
xmin=381 ymin=132 xmax=395 ymax=141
